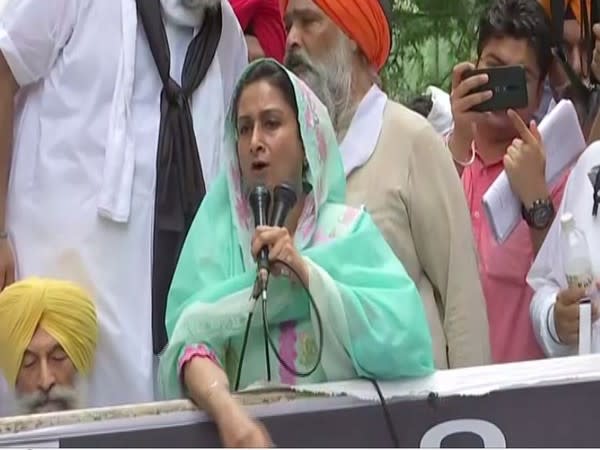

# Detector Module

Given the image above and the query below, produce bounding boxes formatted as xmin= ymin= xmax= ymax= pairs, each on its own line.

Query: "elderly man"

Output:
xmin=0 ymin=278 xmax=97 ymax=415
xmin=0 ymin=0 xmax=247 ymax=408
xmin=282 ymin=0 xmax=491 ymax=369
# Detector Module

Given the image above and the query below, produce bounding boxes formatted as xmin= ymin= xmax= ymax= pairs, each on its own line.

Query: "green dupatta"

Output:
xmin=159 ymin=59 xmax=434 ymax=399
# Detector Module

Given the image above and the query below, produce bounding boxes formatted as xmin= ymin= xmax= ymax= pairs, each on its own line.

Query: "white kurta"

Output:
xmin=528 ymin=141 xmax=600 ymax=357
xmin=0 ymin=0 xmax=246 ymax=411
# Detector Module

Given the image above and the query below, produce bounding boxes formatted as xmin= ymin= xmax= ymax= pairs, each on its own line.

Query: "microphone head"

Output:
xmin=248 ymin=184 xmax=270 ymax=203
xmin=271 ymin=184 xmax=298 ymax=228
xmin=273 ymin=184 xmax=297 ymax=208
xmin=248 ymin=185 xmax=271 ymax=227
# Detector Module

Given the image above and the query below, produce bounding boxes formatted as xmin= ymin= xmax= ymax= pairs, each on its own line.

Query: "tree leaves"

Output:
xmin=382 ymin=0 xmax=490 ymax=102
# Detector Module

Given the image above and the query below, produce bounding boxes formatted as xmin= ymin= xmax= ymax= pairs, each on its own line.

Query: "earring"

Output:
xmin=302 ymin=159 xmax=311 ymax=194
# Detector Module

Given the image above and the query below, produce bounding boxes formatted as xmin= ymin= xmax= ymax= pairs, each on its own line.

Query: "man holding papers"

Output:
xmin=447 ymin=0 xmax=569 ymax=363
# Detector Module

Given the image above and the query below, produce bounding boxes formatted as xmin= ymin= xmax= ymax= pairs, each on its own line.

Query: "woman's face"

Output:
xmin=236 ymin=79 xmax=305 ymax=193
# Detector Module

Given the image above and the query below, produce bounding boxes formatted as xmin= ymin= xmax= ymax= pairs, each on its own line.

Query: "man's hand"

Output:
xmin=448 ymin=62 xmax=492 ymax=161
xmin=0 ymin=238 xmax=15 ymax=291
xmin=555 ymin=287 xmax=587 ymax=345
xmin=591 ymin=24 xmax=600 ymax=81
xmin=503 ymin=110 xmax=548 ymax=207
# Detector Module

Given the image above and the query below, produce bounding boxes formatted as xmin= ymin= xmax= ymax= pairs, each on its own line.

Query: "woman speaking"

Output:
xmin=159 ymin=59 xmax=434 ymax=446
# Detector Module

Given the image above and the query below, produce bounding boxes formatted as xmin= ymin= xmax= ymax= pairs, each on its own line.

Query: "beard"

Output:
xmin=161 ymin=0 xmax=220 ymax=28
xmin=285 ymin=32 xmax=355 ymax=140
xmin=15 ymin=377 xmax=87 ymax=415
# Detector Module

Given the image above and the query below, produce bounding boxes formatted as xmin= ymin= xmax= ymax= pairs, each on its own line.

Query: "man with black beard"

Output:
xmin=0 ymin=0 xmax=247 ymax=408
xmin=282 ymin=0 xmax=491 ymax=370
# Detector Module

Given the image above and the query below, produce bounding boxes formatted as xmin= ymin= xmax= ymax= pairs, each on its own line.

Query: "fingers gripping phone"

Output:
xmin=464 ymin=65 xmax=529 ymax=112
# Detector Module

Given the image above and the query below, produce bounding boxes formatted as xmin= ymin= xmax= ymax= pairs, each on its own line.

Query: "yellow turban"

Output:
xmin=539 ymin=0 xmax=592 ymax=25
xmin=0 ymin=278 xmax=97 ymax=386
xmin=282 ymin=0 xmax=391 ymax=70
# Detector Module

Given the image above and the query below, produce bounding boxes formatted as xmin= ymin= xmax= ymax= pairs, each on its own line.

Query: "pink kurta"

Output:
xmin=462 ymin=152 xmax=567 ymax=363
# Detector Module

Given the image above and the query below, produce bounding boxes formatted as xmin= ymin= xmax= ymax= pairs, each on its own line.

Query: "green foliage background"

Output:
xmin=382 ymin=0 xmax=491 ymax=103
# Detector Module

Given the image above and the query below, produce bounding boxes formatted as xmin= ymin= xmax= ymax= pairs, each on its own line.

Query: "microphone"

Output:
xmin=248 ymin=185 xmax=271 ymax=274
xmin=249 ymin=183 xmax=298 ymax=300
xmin=270 ymin=184 xmax=298 ymax=227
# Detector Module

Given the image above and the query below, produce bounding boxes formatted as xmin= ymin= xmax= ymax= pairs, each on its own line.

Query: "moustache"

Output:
xmin=285 ymin=51 xmax=319 ymax=77
xmin=18 ymin=384 xmax=79 ymax=414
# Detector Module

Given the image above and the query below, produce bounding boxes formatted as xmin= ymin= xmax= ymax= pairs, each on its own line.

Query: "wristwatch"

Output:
xmin=521 ymin=198 xmax=555 ymax=229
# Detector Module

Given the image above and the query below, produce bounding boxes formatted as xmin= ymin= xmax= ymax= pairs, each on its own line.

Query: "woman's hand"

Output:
xmin=215 ymin=399 xmax=272 ymax=448
xmin=251 ymin=226 xmax=309 ymax=286
xmin=184 ymin=357 xmax=272 ymax=447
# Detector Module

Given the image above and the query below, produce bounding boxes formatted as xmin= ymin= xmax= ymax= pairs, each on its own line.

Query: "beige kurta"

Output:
xmin=345 ymin=99 xmax=491 ymax=369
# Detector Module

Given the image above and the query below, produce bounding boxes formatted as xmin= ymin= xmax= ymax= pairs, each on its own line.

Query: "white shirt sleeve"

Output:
xmin=527 ymin=173 xmax=577 ymax=358
xmin=0 ymin=0 xmax=78 ymax=86
xmin=210 ymin=0 xmax=247 ymax=176
xmin=218 ymin=0 xmax=248 ymax=111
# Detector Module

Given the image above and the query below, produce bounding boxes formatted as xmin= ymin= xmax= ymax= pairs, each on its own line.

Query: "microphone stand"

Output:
xmin=248 ymin=184 xmax=273 ymax=383
xmin=236 ymin=272 xmax=271 ymax=390
xmin=256 ymin=271 xmax=271 ymax=382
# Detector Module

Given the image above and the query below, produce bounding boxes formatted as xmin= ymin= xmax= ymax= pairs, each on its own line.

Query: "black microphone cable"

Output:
xmin=366 ymin=377 xmax=401 ymax=447
xmin=262 ymin=260 xmax=323 ymax=377
xmin=233 ymin=261 xmax=400 ymax=448
xmin=234 ymin=290 xmax=258 ymax=392
xmin=235 ymin=258 xmax=323 ymax=389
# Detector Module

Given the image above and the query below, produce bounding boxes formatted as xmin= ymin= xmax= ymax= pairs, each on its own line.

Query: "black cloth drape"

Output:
xmin=135 ymin=0 xmax=223 ymax=354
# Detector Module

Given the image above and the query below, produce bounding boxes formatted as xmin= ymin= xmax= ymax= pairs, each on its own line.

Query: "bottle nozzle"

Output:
xmin=560 ymin=212 xmax=575 ymax=230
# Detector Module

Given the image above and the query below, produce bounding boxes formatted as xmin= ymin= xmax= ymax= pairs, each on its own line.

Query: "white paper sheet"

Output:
xmin=483 ymin=100 xmax=586 ymax=243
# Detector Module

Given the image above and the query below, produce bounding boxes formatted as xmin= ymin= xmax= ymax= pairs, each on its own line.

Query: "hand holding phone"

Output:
xmin=448 ymin=62 xmax=493 ymax=162
xmin=451 ymin=62 xmax=493 ymax=115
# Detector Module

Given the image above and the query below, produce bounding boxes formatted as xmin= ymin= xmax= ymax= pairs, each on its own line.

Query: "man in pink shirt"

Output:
xmin=448 ymin=0 xmax=567 ymax=363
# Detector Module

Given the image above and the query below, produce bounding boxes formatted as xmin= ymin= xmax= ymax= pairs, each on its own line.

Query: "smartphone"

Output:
xmin=464 ymin=65 xmax=528 ymax=112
